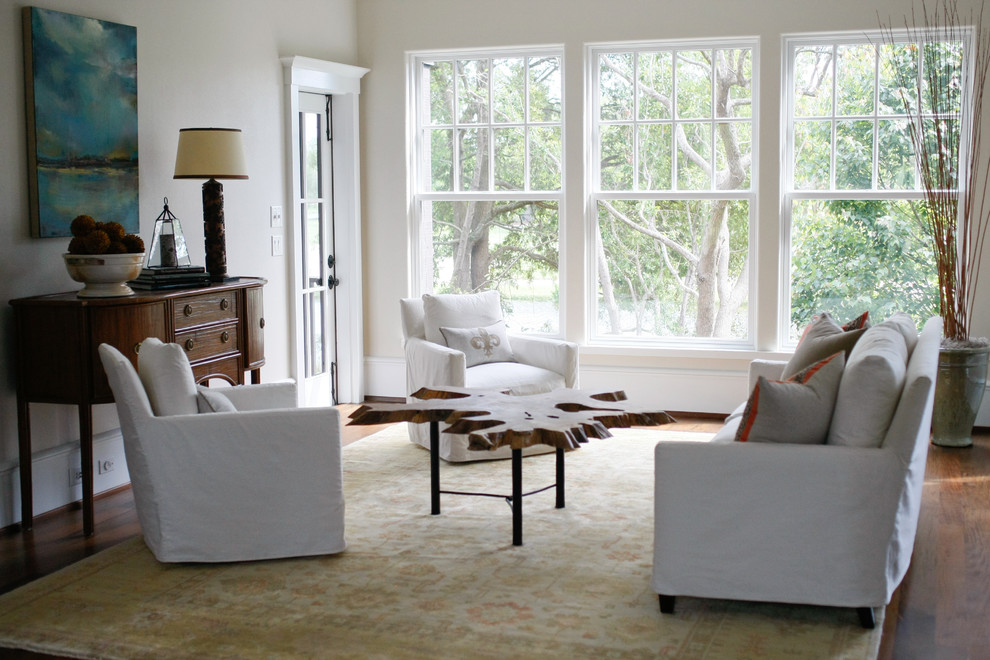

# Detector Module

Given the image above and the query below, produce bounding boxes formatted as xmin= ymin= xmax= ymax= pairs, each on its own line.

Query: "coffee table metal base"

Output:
xmin=429 ymin=421 xmax=564 ymax=546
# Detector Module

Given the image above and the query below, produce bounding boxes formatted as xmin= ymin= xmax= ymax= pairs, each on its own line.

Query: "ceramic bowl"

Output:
xmin=63 ymin=252 xmax=145 ymax=297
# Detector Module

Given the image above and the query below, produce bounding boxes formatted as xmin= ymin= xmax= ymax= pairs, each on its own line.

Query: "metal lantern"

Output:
xmin=146 ymin=197 xmax=192 ymax=269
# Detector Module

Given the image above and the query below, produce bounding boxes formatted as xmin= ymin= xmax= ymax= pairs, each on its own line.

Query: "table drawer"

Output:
xmin=191 ymin=354 xmax=242 ymax=385
xmin=177 ymin=323 xmax=239 ymax=362
xmin=174 ymin=291 xmax=238 ymax=330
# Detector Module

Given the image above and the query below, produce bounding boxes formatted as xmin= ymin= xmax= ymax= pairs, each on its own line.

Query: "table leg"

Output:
xmin=512 ymin=448 xmax=522 ymax=546
xmin=79 ymin=404 xmax=95 ymax=537
xmin=17 ymin=397 xmax=33 ymax=532
xmin=556 ymin=447 xmax=565 ymax=509
xmin=430 ymin=421 xmax=440 ymax=515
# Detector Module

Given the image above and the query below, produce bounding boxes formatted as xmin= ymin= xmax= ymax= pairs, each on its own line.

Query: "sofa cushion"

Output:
xmin=440 ymin=320 xmax=514 ymax=366
xmin=735 ymin=352 xmax=845 ymax=444
xmin=137 ymin=337 xmax=198 ymax=417
xmin=827 ymin=319 xmax=909 ymax=448
xmin=782 ymin=312 xmax=868 ymax=380
xmin=464 ymin=362 xmax=564 ymax=395
xmin=422 ymin=291 xmax=502 ymax=345
xmin=196 ymin=386 xmax=237 ymax=413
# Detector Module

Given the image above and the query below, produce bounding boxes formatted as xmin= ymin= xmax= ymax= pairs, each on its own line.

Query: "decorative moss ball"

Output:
xmin=68 ymin=236 xmax=88 ymax=254
xmin=121 ymin=234 xmax=145 ymax=253
xmin=101 ymin=221 xmax=126 ymax=242
xmin=82 ymin=230 xmax=111 ymax=255
xmin=70 ymin=215 xmax=97 ymax=237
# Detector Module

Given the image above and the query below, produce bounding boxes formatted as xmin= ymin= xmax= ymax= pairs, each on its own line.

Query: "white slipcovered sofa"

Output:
xmin=99 ymin=338 xmax=345 ymax=563
xmin=400 ymin=291 xmax=579 ymax=462
xmin=652 ymin=315 xmax=940 ymax=627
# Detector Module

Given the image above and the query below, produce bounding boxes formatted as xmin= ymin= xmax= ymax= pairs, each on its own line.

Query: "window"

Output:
xmin=410 ymin=49 xmax=563 ymax=333
xmin=589 ymin=40 xmax=757 ymax=344
xmin=783 ymin=34 xmax=953 ymax=339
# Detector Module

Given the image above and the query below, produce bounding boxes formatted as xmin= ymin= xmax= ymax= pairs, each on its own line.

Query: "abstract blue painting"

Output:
xmin=23 ymin=7 xmax=138 ymax=238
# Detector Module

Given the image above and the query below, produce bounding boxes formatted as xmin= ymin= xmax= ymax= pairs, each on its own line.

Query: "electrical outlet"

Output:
xmin=99 ymin=459 xmax=115 ymax=475
xmin=270 ymin=205 xmax=283 ymax=228
xmin=68 ymin=466 xmax=83 ymax=487
xmin=271 ymin=235 xmax=283 ymax=257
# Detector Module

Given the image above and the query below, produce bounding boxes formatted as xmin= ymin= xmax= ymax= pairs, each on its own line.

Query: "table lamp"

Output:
xmin=173 ymin=128 xmax=248 ymax=281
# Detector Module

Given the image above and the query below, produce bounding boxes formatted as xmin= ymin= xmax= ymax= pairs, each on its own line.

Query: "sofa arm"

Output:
xmin=404 ymin=336 xmax=467 ymax=392
xmin=748 ymin=359 xmax=786 ymax=391
xmin=510 ymin=335 xmax=580 ymax=388
xmin=652 ymin=440 xmax=902 ymax=607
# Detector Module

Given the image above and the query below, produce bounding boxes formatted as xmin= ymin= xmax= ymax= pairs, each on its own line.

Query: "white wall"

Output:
xmin=356 ymin=0 xmax=990 ymax=417
xmin=0 ymin=0 xmax=358 ymax=524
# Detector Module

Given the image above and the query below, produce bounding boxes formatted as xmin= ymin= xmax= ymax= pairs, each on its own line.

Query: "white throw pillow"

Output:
xmin=422 ymin=291 xmax=502 ymax=345
xmin=735 ymin=352 xmax=845 ymax=444
xmin=827 ymin=320 xmax=909 ymax=448
xmin=440 ymin=320 xmax=514 ymax=367
xmin=137 ymin=337 xmax=198 ymax=417
xmin=196 ymin=386 xmax=237 ymax=413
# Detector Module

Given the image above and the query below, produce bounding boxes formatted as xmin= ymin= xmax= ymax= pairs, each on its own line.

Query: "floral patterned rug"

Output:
xmin=0 ymin=426 xmax=881 ymax=659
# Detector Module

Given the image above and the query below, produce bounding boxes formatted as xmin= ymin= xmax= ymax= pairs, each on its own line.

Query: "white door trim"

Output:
xmin=282 ymin=56 xmax=369 ymax=404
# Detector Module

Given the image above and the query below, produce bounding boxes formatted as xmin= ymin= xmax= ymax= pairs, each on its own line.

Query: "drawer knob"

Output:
xmin=134 ymin=342 xmax=142 ymax=354
xmin=259 ymin=317 xmax=266 ymax=329
xmin=185 ymin=338 xmax=195 ymax=351
xmin=221 ymin=331 xmax=230 ymax=343
xmin=220 ymin=298 xmax=229 ymax=311
xmin=183 ymin=304 xmax=193 ymax=317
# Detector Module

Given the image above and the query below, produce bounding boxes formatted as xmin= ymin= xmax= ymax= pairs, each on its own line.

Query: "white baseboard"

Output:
xmin=364 ymin=356 xmax=407 ymax=398
xmin=0 ymin=429 xmax=131 ymax=530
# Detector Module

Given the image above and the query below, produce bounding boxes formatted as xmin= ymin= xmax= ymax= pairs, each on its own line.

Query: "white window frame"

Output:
xmin=407 ymin=46 xmax=566 ymax=336
xmin=779 ymin=30 xmax=964 ymax=345
xmin=586 ymin=38 xmax=760 ymax=349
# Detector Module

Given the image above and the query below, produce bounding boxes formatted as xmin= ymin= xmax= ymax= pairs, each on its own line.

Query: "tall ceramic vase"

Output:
xmin=932 ymin=345 xmax=990 ymax=447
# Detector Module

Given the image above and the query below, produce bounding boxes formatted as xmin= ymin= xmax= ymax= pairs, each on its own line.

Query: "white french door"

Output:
xmin=284 ymin=57 xmax=367 ymax=407
xmin=295 ymin=92 xmax=338 ymax=405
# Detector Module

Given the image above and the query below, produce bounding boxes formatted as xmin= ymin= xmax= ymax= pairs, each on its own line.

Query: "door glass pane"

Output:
xmin=302 ymin=113 xmax=322 ymax=198
xmin=304 ymin=202 xmax=323 ymax=289
xmin=305 ymin=290 xmax=326 ymax=377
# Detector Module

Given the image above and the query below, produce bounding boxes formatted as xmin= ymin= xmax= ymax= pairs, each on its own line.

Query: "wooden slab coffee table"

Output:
xmin=348 ymin=387 xmax=674 ymax=545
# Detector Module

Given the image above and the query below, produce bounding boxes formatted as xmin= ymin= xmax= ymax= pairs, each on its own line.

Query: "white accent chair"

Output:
xmin=400 ymin=291 xmax=579 ymax=462
xmin=98 ymin=340 xmax=346 ymax=563
xmin=652 ymin=316 xmax=941 ymax=628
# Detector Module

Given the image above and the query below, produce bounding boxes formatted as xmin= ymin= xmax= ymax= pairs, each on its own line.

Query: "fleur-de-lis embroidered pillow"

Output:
xmin=440 ymin=320 xmax=515 ymax=367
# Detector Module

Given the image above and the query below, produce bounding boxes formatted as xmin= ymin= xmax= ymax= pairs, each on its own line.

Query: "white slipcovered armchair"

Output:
xmin=652 ymin=317 xmax=941 ymax=628
xmin=400 ymin=291 xmax=579 ymax=461
xmin=99 ymin=338 xmax=345 ymax=563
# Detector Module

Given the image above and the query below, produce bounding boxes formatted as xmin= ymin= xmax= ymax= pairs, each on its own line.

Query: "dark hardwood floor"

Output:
xmin=1 ymin=410 xmax=988 ymax=659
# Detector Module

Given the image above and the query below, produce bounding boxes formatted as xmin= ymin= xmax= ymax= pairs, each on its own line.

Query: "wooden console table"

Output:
xmin=10 ymin=277 xmax=266 ymax=537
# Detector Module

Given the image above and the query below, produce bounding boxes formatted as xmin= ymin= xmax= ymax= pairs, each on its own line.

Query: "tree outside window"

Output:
xmin=591 ymin=41 xmax=756 ymax=342
xmin=785 ymin=36 xmax=951 ymax=338
xmin=414 ymin=51 xmax=563 ymax=334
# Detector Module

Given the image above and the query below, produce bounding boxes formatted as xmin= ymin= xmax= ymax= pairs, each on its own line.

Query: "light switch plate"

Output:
xmin=270 ymin=205 xmax=283 ymax=228
xmin=271 ymin=235 xmax=283 ymax=257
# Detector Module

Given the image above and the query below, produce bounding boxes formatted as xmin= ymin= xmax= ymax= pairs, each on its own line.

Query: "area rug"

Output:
xmin=0 ymin=426 xmax=881 ymax=659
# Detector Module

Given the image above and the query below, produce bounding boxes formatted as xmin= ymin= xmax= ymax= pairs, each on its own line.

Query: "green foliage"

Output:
xmin=790 ymin=199 xmax=938 ymax=337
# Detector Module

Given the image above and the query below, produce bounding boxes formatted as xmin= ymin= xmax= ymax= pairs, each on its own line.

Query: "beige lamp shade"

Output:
xmin=173 ymin=128 xmax=249 ymax=180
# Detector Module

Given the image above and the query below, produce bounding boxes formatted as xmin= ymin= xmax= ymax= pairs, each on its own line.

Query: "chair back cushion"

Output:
xmin=399 ymin=297 xmax=426 ymax=341
xmin=98 ymin=344 xmax=154 ymax=428
xmin=422 ymin=291 xmax=502 ymax=345
xmin=137 ymin=337 xmax=199 ymax=416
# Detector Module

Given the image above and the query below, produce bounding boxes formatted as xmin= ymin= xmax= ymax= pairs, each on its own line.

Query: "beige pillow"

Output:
xmin=440 ymin=320 xmax=514 ymax=367
xmin=826 ymin=321 xmax=909 ymax=448
xmin=137 ymin=337 xmax=198 ymax=416
xmin=782 ymin=312 xmax=867 ymax=380
xmin=422 ymin=291 xmax=502 ymax=345
xmin=736 ymin=352 xmax=845 ymax=445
